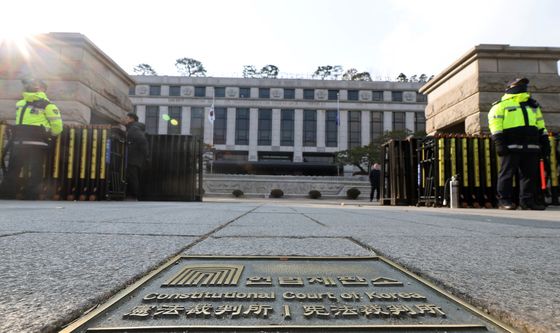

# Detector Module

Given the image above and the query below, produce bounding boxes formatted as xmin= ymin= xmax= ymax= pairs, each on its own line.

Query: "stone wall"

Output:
xmin=0 ymin=33 xmax=134 ymax=125
xmin=420 ymin=45 xmax=560 ymax=134
xmin=204 ymin=174 xmax=370 ymax=198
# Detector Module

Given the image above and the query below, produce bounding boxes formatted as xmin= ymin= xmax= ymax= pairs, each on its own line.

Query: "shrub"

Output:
xmin=270 ymin=189 xmax=284 ymax=198
xmin=346 ymin=187 xmax=361 ymax=199
xmin=308 ymin=190 xmax=321 ymax=199
xmin=232 ymin=189 xmax=244 ymax=197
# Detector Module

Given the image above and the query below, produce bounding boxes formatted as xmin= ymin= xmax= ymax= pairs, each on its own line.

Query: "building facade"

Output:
xmin=130 ymin=76 xmax=426 ymax=174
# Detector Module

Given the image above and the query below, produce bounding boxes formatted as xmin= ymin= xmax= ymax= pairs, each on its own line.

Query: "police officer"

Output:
xmin=124 ymin=112 xmax=148 ymax=200
xmin=488 ymin=78 xmax=549 ymax=210
xmin=0 ymin=78 xmax=63 ymax=199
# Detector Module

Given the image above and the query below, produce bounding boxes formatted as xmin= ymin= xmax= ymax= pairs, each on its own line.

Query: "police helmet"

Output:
xmin=506 ymin=77 xmax=529 ymax=89
xmin=21 ymin=78 xmax=48 ymax=91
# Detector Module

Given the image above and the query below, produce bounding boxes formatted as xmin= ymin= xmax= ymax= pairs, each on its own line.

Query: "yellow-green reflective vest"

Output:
xmin=15 ymin=91 xmax=63 ymax=136
xmin=488 ymin=92 xmax=546 ymax=151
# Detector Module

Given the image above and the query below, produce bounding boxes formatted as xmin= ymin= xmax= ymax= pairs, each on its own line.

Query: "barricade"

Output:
xmin=416 ymin=133 xmax=559 ymax=207
xmin=1 ymin=124 xmax=204 ymax=201
xmin=0 ymin=123 xmax=126 ymax=200
xmin=140 ymin=134 xmax=203 ymax=201
xmin=380 ymin=133 xmax=559 ymax=207
xmin=380 ymin=137 xmax=418 ymax=205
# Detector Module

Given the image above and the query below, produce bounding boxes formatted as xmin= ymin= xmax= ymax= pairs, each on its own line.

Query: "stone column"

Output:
xmin=339 ymin=110 xmax=348 ymax=150
xmin=158 ymin=106 xmax=168 ymax=135
xmin=181 ymin=106 xmax=190 ymax=135
xmin=204 ymin=106 xmax=213 ymax=146
xmin=271 ymin=108 xmax=281 ymax=147
xmin=383 ymin=111 xmax=393 ymax=132
xmin=316 ymin=109 xmax=326 ymax=148
xmin=248 ymin=108 xmax=258 ymax=161
xmin=226 ymin=107 xmax=236 ymax=146
xmin=136 ymin=105 xmax=146 ymax=123
xmin=406 ymin=112 xmax=415 ymax=132
xmin=361 ymin=110 xmax=370 ymax=145
xmin=294 ymin=109 xmax=303 ymax=162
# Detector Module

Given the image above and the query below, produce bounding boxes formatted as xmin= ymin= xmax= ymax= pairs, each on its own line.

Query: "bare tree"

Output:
xmin=242 ymin=65 xmax=259 ymax=78
xmin=175 ymin=58 xmax=207 ymax=77
xmin=342 ymin=68 xmax=371 ymax=81
xmin=312 ymin=65 xmax=344 ymax=80
xmin=133 ymin=64 xmax=157 ymax=75
xmin=242 ymin=64 xmax=279 ymax=78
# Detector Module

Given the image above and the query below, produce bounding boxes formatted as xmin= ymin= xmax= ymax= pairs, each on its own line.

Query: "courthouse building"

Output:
xmin=130 ymin=76 xmax=426 ymax=174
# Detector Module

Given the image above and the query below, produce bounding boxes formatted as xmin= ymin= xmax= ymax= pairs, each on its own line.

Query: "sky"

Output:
xmin=1 ymin=0 xmax=560 ymax=80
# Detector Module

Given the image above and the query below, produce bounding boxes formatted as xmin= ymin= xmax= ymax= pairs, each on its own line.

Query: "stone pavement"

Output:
xmin=0 ymin=198 xmax=558 ymax=333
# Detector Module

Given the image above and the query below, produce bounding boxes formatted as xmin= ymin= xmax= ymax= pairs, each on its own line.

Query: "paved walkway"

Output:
xmin=0 ymin=198 xmax=558 ymax=333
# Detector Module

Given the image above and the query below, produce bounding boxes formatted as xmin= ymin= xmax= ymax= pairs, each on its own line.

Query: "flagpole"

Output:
xmin=337 ymin=92 xmax=340 ymax=178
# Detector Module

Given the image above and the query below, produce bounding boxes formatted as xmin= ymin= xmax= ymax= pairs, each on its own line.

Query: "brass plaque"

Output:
xmin=62 ymin=256 xmax=515 ymax=332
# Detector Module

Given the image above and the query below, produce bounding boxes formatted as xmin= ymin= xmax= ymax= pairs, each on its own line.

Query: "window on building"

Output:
xmin=239 ymin=87 xmax=251 ymax=98
xmin=214 ymin=87 xmax=226 ymax=98
xmin=149 ymin=85 xmax=161 ymax=96
xmin=128 ymin=86 xmax=135 ymax=95
xmin=235 ymin=108 xmax=249 ymax=145
xmin=284 ymin=88 xmax=295 ymax=99
xmin=303 ymin=89 xmax=315 ymax=100
xmin=348 ymin=111 xmax=361 ymax=148
xmin=190 ymin=107 xmax=204 ymax=137
xmin=347 ymin=90 xmax=359 ymax=101
xmin=169 ymin=85 xmax=181 ymax=96
xmin=259 ymin=88 xmax=270 ymax=99
xmin=303 ymin=110 xmax=317 ymax=147
xmin=393 ymin=112 xmax=405 ymax=131
xmin=213 ymin=107 xmax=227 ymax=144
xmin=370 ymin=111 xmax=384 ymax=141
xmin=326 ymin=110 xmax=338 ymax=147
xmin=415 ymin=112 xmax=426 ymax=132
xmin=145 ymin=105 xmax=159 ymax=134
xmin=280 ymin=109 xmax=294 ymax=146
xmin=167 ymin=106 xmax=182 ymax=135
xmin=258 ymin=109 xmax=272 ymax=145
xmin=392 ymin=91 xmax=403 ymax=102
xmin=417 ymin=93 xmax=427 ymax=103
xmin=328 ymin=89 xmax=339 ymax=101
xmin=372 ymin=91 xmax=383 ymax=101
xmin=194 ymin=86 xmax=206 ymax=97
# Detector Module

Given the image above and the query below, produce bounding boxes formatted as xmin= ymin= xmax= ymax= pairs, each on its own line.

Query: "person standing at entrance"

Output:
xmin=124 ymin=112 xmax=149 ymax=200
xmin=0 ymin=78 xmax=63 ymax=199
xmin=488 ymin=78 xmax=549 ymax=210
xmin=369 ymin=163 xmax=381 ymax=202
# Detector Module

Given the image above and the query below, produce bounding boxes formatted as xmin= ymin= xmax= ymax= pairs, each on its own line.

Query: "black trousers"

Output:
xmin=126 ymin=165 xmax=141 ymax=198
xmin=497 ymin=152 xmax=539 ymax=205
xmin=370 ymin=184 xmax=380 ymax=201
xmin=0 ymin=144 xmax=47 ymax=199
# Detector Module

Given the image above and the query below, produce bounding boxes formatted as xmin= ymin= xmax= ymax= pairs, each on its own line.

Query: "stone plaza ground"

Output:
xmin=0 ymin=198 xmax=558 ymax=333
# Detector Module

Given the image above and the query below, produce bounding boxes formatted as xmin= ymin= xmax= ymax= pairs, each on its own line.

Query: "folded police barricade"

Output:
xmin=140 ymin=134 xmax=203 ymax=202
xmin=380 ymin=133 xmax=559 ymax=207
xmin=0 ymin=123 xmax=127 ymax=201
xmin=0 ymin=124 xmax=204 ymax=201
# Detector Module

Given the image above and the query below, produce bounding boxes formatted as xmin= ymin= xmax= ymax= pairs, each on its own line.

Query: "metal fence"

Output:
xmin=1 ymin=124 xmax=204 ymax=201
xmin=380 ymin=134 xmax=559 ymax=207
xmin=140 ymin=134 xmax=203 ymax=201
xmin=380 ymin=138 xmax=418 ymax=205
xmin=0 ymin=123 xmax=127 ymax=200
